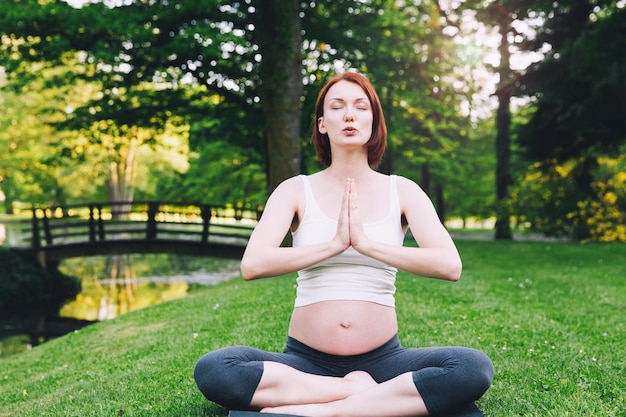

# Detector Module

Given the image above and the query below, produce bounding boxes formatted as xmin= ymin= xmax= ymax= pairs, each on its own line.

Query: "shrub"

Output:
xmin=510 ymin=155 xmax=626 ymax=242
xmin=569 ymin=159 xmax=626 ymax=242
xmin=0 ymin=248 xmax=80 ymax=315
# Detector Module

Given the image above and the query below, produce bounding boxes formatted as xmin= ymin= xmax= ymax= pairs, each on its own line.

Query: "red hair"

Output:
xmin=311 ymin=72 xmax=387 ymax=167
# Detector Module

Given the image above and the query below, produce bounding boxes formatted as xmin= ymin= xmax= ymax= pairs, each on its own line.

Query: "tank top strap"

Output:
xmin=299 ymin=175 xmax=314 ymax=204
xmin=298 ymin=175 xmax=321 ymax=219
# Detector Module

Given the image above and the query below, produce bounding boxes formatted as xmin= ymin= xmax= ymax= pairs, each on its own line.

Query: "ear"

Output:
xmin=318 ymin=117 xmax=327 ymax=134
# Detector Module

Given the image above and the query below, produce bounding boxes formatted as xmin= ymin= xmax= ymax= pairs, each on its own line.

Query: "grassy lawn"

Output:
xmin=0 ymin=239 xmax=624 ymax=416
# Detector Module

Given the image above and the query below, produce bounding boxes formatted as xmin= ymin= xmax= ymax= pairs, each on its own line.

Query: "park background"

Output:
xmin=0 ymin=0 xmax=624 ymax=416
xmin=1 ymin=0 xmax=624 ymax=243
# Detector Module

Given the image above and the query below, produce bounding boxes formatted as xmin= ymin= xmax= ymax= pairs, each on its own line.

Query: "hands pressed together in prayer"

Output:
xmin=336 ymin=178 xmax=370 ymax=253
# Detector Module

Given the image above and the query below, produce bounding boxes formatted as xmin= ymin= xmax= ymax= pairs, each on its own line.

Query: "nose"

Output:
xmin=344 ymin=107 xmax=355 ymax=122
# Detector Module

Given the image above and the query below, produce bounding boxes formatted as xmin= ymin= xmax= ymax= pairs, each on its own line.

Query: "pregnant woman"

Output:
xmin=194 ymin=71 xmax=494 ymax=417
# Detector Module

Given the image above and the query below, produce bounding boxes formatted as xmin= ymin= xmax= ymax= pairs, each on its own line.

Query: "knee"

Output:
xmin=194 ymin=350 xmax=226 ymax=400
xmin=463 ymin=348 xmax=494 ymax=395
xmin=193 ymin=347 xmax=263 ymax=410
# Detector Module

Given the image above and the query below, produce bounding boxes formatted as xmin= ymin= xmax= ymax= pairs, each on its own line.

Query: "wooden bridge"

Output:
xmin=23 ymin=201 xmax=260 ymax=262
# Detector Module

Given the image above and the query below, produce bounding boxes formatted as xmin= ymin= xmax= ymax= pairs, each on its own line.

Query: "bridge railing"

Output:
xmin=29 ymin=201 xmax=261 ymax=250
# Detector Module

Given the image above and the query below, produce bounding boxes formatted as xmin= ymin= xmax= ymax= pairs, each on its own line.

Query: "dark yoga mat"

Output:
xmin=229 ymin=411 xmax=307 ymax=417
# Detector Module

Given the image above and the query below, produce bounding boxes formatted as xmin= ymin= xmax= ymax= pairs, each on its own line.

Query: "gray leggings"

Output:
xmin=194 ymin=334 xmax=493 ymax=416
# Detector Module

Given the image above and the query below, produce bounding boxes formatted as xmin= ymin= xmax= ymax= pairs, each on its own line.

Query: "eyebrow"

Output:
xmin=327 ymin=97 xmax=370 ymax=103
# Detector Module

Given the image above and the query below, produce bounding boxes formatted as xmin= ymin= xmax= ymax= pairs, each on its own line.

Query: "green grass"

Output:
xmin=0 ymin=240 xmax=624 ymax=416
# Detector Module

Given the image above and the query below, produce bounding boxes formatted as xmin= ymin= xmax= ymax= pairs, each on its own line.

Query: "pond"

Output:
xmin=0 ymin=252 xmax=241 ymax=359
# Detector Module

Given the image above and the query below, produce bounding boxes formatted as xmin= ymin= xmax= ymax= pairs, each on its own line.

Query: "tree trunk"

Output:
xmin=420 ymin=164 xmax=431 ymax=196
xmin=105 ymin=134 xmax=137 ymax=219
xmin=494 ymin=18 xmax=513 ymax=240
xmin=255 ymin=0 xmax=303 ymax=194
xmin=435 ymin=183 xmax=445 ymax=224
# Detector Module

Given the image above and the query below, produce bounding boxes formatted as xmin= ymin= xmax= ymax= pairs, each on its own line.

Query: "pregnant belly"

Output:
xmin=287 ymin=300 xmax=398 ymax=356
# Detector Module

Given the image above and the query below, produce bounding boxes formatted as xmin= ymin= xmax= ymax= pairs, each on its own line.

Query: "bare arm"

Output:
xmin=349 ymin=176 xmax=462 ymax=281
xmin=240 ymin=177 xmax=348 ymax=280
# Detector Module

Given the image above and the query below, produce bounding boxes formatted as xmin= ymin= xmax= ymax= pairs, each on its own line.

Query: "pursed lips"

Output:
xmin=343 ymin=126 xmax=357 ymax=135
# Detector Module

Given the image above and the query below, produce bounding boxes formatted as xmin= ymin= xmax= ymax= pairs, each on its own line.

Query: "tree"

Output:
xmin=450 ymin=0 xmax=626 ymax=238
xmin=1 ymin=0 xmax=353 ymax=199
xmin=491 ymin=3 xmax=514 ymax=239
xmin=456 ymin=0 xmax=537 ymax=239
xmin=463 ymin=0 xmax=626 ymax=241
xmin=0 ymin=63 xmax=87 ymax=210
xmin=1 ymin=0 xmax=488 ymax=222
xmin=1 ymin=1 xmax=197 ymax=205
xmin=253 ymin=0 xmax=302 ymax=192
xmin=517 ymin=2 xmax=626 ymax=162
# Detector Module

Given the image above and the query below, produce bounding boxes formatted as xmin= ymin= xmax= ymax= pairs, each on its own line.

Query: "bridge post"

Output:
xmin=147 ymin=202 xmax=158 ymax=240
xmin=200 ymin=204 xmax=211 ymax=243
xmin=31 ymin=208 xmax=41 ymax=249
xmin=97 ymin=204 xmax=105 ymax=240
xmin=88 ymin=205 xmax=96 ymax=242
xmin=42 ymin=209 xmax=53 ymax=245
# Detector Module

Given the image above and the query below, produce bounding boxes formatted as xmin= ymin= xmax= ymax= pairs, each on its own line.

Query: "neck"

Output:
xmin=325 ymin=162 xmax=375 ymax=182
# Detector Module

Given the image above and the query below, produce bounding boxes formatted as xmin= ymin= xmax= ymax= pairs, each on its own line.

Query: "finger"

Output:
xmin=335 ymin=178 xmax=352 ymax=247
xmin=342 ymin=178 xmax=352 ymax=217
xmin=348 ymin=179 xmax=368 ymax=250
xmin=350 ymin=178 xmax=358 ymax=212
xmin=348 ymin=180 xmax=359 ymax=224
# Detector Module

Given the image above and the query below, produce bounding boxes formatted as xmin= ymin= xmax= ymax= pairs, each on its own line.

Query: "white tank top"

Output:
xmin=292 ymin=175 xmax=405 ymax=307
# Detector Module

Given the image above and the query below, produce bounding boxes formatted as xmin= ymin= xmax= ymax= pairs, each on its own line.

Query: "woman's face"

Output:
xmin=318 ymin=80 xmax=373 ymax=149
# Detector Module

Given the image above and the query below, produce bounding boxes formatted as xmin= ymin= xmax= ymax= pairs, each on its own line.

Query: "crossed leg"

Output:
xmin=194 ymin=340 xmax=493 ymax=416
xmin=251 ymin=362 xmax=428 ymax=417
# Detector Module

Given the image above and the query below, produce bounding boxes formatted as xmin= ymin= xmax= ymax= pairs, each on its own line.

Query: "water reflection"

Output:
xmin=0 ymin=253 xmax=240 ymax=358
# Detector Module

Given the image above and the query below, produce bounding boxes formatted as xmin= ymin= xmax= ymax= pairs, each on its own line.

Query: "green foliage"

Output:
xmin=173 ymin=141 xmax=267 ymax=207
xmin=2 ymin=0 xmax=625 ymax=235
xmin=314 ymin=1 xmax=483 ymax=219
xmin=2 ymin=0 xmax=478 ymax=214
xmin=510 ymin=153 xmax=626 ymax=242
xmin=518 ymin=2 xmax=626 ymax=161
xmin=0 ymin=75 xmax=67 ymax=208
xmin=444 ymin=120 xmax=496 ymax=220
xmin=0 ymin=240 xmax=624 ymax=415
xmin=568 ymin=155 xmax=626 ymax=242
xmin=0 ymin=248 xmax=79 ymax=315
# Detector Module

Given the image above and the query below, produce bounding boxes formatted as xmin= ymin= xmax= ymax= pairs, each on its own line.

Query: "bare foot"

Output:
xmin=260 ymin=372 xmax=376 ymax=417
xmin=343 ymin=371 xmax=377 ymax=395
xmin=261 ymin=402 xmax=332 ymax=417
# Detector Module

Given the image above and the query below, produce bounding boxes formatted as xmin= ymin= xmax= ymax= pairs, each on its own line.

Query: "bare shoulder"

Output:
xmin=394 ymin=175 xmax=430 ymax=203
xmin=267 ymin=175 xmax=303 ymax=202
xmin=273 ymin=175 xmax=304 ymax=193
xmin=262 ymin=176 xmax=305 ymax=219
xmin=394 ymin=175 xmax=419 ymax=188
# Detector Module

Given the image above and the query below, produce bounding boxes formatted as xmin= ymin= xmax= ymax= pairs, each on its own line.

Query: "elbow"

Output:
xmin=239 ymin=248 xmax=258 ymax=280
xmin=444 ymin=258 xmax=462 ymax=282
xmin=240 ymin=261 xmax=257 ymax=281
xmin=240 ymin=257 xmax=264 ymax=281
